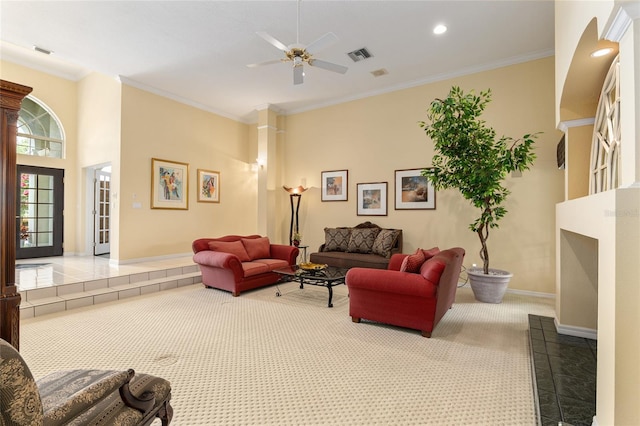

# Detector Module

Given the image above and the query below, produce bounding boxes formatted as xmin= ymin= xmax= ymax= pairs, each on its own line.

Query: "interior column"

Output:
xmin=256 ymin=105 xmax=280 ymax=240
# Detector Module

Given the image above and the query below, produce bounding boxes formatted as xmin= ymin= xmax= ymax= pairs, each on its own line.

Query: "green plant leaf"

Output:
xmin=420 ymin=86 xmax=539 ymax=273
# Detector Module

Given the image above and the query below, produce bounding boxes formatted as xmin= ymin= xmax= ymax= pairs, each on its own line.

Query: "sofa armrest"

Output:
xmin=38 ymin=369 xmax=132 ymax=425
xmin=193 ymin=250 xmax=244 ymax=281
xmin=346 ymin=268 xmax=436 ymax=298
xmin=270 ymin=244 xmax=299 ymax=265
xmin=388 ymin=253 xmax=407 ymax=271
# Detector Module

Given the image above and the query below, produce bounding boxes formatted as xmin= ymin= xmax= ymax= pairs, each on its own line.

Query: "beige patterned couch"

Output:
xmin=309 ymin=222 xmax=402 ymax=269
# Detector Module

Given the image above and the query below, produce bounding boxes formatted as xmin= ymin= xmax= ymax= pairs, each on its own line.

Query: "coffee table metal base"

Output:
xmin=274 ymin=266 xmax=348 ymax=308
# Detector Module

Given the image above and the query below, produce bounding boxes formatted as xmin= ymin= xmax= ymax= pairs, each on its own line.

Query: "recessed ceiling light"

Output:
xmin=433 ymin=24 xmax=447 ymax=35
xmin=591 ymin=47 xmax=613 ymax=58
xmin=370 ymin=68 xmax=388 ymax=77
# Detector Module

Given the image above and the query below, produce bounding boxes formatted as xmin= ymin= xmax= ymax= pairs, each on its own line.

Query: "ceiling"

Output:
xmin=0 ymin=1 xmax=555 ymax=124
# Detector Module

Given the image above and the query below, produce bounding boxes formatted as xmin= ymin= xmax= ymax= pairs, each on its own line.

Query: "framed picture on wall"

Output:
xmin=394 ymin=168 xmax=436 ymax=210
xmin=321 ymin=170 xmax=348 ymax=201
xmin=357 ymin=182 xmax=387 ymax=216
xmin=197 ymin=169 xmax=220 ymax=203
xmin=151 ymin=158 xmax=189 ymax=210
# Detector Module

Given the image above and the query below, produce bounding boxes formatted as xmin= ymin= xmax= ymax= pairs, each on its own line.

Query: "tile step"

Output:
xmin=20 ymin=266 xmax=202 ymax=319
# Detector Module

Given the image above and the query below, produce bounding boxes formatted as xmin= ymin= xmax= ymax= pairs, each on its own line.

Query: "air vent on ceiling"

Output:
xmin=33 ymin=45 xmax=52 ymax=55
xmin=347 ymin=48 xmax=373 ymax=62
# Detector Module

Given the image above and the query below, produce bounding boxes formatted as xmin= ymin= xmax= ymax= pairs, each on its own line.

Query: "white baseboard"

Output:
xmin=555 ymin=319 xmax=598 ymax=340
xmin=506 ymin=288 xmax=556 ymax=299
xmin=592 ymin=415 xmax=598 ymax=426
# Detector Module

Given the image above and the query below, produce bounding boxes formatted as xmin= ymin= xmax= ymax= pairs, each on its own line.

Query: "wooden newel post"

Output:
xmin=0 ymin=80 xmax=32 ymax=349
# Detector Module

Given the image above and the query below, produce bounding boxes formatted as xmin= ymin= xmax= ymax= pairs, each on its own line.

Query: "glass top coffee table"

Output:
xmin=274 ymin=265 xmax=349 ymax=308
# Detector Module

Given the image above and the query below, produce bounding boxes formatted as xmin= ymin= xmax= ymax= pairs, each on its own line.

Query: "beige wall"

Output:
xmin=76 ymin=72 xmax=122 ymax=256
xmin=0 ymin=60 xmax=79 ymax=254
xmin=117 ymin=85 xmax=256 ymax=260
xmin=567 ymin=125 xmax=593 ymax=200
xmin=282 ymin=57 xmax=562 ymax=295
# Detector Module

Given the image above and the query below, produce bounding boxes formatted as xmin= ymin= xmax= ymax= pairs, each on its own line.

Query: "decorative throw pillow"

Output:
xmin=347 ymin=227 xmax=381 ymax=253
xmin=422 ymin=246 xmax=440 ymax=261
xmin=371 ymin=229 xmax=401 ymax=258
xmin=420 ymin=256 xmax=447 ymax=284
xmin=241 ymin=237 xmax=270 ymax=260
xmin=323 ymin=227 xmax=351 ymax=252
xmin=208 ymin=240 xmax=251 ymax=262
xmin=399 ymin=248 xmax=426 ymax=273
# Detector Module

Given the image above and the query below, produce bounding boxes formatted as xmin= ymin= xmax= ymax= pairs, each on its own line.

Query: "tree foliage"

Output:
xmin=419 ymin=86 xmax=538 ymax=274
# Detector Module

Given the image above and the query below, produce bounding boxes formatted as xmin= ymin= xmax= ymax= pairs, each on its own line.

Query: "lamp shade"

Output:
xmin=283 ymin=185 xmax=308 ymax=195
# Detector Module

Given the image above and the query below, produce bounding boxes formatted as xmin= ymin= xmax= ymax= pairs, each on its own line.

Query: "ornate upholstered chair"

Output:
xmin=0 ymin=338 xmax=172 ymax=425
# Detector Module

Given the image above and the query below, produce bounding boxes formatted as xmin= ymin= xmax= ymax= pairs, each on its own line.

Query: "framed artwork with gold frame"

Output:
xmin=197 ymin=169 xmax=220 ymax=203
xmin=151 ymin=158 xmax=189 ymax=210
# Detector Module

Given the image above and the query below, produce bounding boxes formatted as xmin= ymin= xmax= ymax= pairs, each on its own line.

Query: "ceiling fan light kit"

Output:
xmin=248 ymin=1 xmax=348 ymax=85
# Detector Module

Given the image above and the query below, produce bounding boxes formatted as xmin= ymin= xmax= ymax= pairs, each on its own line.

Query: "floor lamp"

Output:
xmin=283 ymin=185 xmax=307 ymax=246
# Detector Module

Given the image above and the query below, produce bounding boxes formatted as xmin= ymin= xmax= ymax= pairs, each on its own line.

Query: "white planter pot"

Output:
xmin=467 ymin=268 xmax=513 ymax=303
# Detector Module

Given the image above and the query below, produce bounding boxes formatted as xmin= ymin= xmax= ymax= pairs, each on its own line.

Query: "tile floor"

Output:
xmin=529 ymin=314 xmax=597 ymax=426
xmin=15 ymin=254 xmax=196 ymax=291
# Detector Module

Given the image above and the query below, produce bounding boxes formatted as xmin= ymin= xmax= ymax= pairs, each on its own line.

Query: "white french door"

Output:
xmin=93 ymin=169 xmax=111 ymax=255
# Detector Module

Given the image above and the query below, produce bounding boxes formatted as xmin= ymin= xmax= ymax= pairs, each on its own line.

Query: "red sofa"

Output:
xmin=345 ymin=247 xmax=465 ymax=337
xmin=192 ymin=235 xmax=299 ymax=296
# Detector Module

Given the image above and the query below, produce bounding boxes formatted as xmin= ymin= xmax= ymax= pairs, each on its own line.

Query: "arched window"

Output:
xmin=17 ymin=96 xmax=65 ymax=158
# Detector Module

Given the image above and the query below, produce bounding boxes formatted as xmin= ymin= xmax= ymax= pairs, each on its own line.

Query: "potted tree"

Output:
xmin=419 ymin=86 xmax=538 ymax=303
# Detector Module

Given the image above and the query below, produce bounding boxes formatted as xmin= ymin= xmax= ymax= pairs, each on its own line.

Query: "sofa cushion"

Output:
xmin=347 ymin=228 xmax=381 ymax=253
xmin=422 ymin=246 xmax=441 ymax=260
xmin=400 ymin=249 xmax=426 ymax=273
xmin=371 ymin=229 xmax=402 ymax=258
xmin=323 ymin=227 xmax=351 ymax=252
xmin=241 ymin=261 xmax=270 ymax=277
xmin=253 ymin=258 xmax=289 ymax=271
xmin=208 ymin=240 xmax=251 ymax=262
xmin=310 ymin=251 xmax=390 ymax=269
xmin=242 ymin=237 xmax=271 ymax=260
xmin=420 ymin=256 xmax=447 ymax=284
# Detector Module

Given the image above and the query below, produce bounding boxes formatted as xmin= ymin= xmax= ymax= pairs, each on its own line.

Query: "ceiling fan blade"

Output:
xmin=256 ymin=31 xmax=289 ymax=52
xmin=308 ymin=59 xmax=348 ymax=74
xmin=293 ymin=66 xmax=304 ymax=85
xmin=305 ymin=32 xmax=339 ymax=55
xmin=246 ymin=59 xmax=283 ymax=68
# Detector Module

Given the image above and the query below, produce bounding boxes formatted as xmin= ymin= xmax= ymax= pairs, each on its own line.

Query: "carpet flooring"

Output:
xmin=20 ymin=282 xmax=555 ymax=425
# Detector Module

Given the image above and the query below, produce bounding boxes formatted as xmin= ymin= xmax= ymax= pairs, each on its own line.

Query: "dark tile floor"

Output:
xmin=529 ymin=314 xmax=597 ymax=426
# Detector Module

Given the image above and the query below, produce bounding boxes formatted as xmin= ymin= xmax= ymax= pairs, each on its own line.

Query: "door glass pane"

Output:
xmin=20 ymin=233 xmax=34 ymax=248
xmin=37 ymin=232 xmax=53 ymax=245
xmin=37 ymin=218 xmax=53 ymax=231
xmin=37 ymin=204 xmax=54 ymax=216
xmin=38 ymin=174 xmax=54 ymax=187
xmin=38 ymin=189 xmax=53 ymax=202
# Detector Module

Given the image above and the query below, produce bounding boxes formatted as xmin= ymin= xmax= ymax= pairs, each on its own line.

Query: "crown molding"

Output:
xmin=558 ymin=117 xmax=596 ymax=132
xmin=603 ymin=1 xmax=639 ymax=42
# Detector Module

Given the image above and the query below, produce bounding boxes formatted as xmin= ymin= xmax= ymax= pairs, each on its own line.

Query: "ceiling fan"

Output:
xmin=247 ymin=1 xmax=348 ymax=85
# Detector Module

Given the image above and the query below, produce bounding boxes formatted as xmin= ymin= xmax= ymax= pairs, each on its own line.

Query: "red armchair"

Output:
xmin=345 ymin=247 xmax=465 ymax=337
